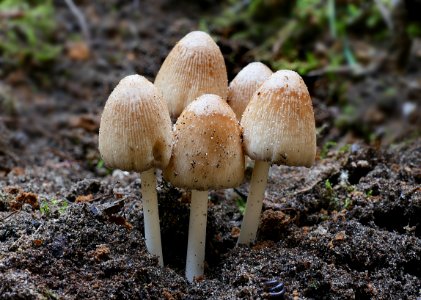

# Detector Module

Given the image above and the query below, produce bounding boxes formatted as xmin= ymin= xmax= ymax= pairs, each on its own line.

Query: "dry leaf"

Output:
xmin=67 ymin=41 xmax=90 ymax=61
xmin=76 ymin=194 xmax=93 ymax=203
xmin=69 ymin=114 xmax=99 ymax=132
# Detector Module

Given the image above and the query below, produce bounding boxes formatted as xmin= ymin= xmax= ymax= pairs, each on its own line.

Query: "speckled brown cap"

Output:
xmin=163 ymin=94 xmax=244 ymax=190
xmin=154 ymin=31 xmax=228 ymax=119
xmin=227 ymin=62 xmax=272 ymax=120
xmin=98 ymin=74 xmax=172 ymax=172
xmin=241 ymin=70 xmax=316 ymax=167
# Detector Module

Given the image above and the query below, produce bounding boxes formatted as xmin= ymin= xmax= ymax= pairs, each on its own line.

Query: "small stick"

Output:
xmin=373 ymin=0 xmax=393 ymax=30
xmin=63 ymin=0 xmax=91 ymax=45
xmin=0 ymin=210 xmax=19 ymax=222
xmin=0 ymin=11 xmax=24 ymax=19
xmin=11 ymin=222 xmax=44 ymax=249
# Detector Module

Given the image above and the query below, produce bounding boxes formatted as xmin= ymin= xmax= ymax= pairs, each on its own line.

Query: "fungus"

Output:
xmin=237 ymin=70 xmax=316 ymax=245
xmin=163 ymin=94 xmax=244 ymax=282
xmin=98 ymin=74 xmax=172 ymax=266
xmin=227 ymin=62 xmax=273 ymax=120
xmin=155 ymin=31 xmax=228 ymax=120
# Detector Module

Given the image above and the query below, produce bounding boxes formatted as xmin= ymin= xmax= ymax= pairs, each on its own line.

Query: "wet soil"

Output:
xmin=0 ymin=1 xmax=420 ymax=299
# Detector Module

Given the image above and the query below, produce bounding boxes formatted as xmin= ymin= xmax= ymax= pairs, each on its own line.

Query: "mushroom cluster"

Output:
xmin=98 ymin=31 xmax=316 ymax=283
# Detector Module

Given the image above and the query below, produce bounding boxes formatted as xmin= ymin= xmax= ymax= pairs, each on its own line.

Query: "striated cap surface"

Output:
xmin=99 ymin=75 xmax=172 ymax=172
xmin=227 ymin=62 xmax=272 ymax=120
xmin=155 ymin=31 xmax=228 ymax=119
xmin=241 ymin=70 xmax=316 ymax=167
xmin=163 ymin=94 xmax=244 ymax=191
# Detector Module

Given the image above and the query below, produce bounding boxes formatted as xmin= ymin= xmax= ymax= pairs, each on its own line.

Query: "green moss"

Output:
xmin=208 ymin=0 xmax=391 ymax=75
xmin=0 ymin=0 xmax=61 ymax=68
xmin=407 ymin=23 xmax=421 ymax=38
xmin=236 ymin=197 xmax=246 ymax=215
xmin=320 ymin=141 xmax=337 ymax=159
xmin=40 ymin=198 xmax=68 ymax=217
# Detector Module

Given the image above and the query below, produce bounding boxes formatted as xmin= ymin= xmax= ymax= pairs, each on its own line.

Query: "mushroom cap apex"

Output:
xmin=178 ymin=31 xmax=215 ymax=49
xmin=233 ymin=62 xmax=273 ymax=83
xmin=188 ymin=94 xmax=236 ymax=119
xmin=261 ymin=70 xmax=307 ymax=94
xmin=228 ymin=62 xmax=273 ymax=120
xmin=241 ymin=69 xmax=316 ymax=167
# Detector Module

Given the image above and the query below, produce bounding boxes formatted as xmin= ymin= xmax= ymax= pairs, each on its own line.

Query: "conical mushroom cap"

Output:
xmin=155 ymin=31 xmax=228 ymax=120
xmin=99 ymin=75 xmax=172 ymax=172
xmin=241 ymin=70 xmax=316 ymax=167
xmin=163 ymin=94 xmax=244 ymax=191
xmin=227 ymin=62 xmax=272 ymax=120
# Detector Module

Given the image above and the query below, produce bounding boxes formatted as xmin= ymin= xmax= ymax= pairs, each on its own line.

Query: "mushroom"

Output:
xmin=227 ymin=62 xmax=273 ymax=120
xmin=98 ymin=74 xmax=172 ymax=266
xmin=237 ymin=70 xmax=316 ymax=245
xmin=163 ymin=94 xmax=244 ymax=282
xmin=155 ymin=31 xmax=228 ymax=120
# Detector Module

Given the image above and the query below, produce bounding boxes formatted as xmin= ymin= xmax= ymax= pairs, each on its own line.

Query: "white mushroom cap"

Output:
xmin=163 ymin=94 xmax=244 ymax=190
xmin=227 ymin=62 xmax=273 ymax=120
xmin=241 ymin=70 xmax=316 ymax=167
xmin=98 ymin=75 xmax=172 ymax=172
xmin=155 ymin=31 xmax=228 ymax=119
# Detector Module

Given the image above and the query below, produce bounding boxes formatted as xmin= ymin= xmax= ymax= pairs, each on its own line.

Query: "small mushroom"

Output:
xmin=155 ymin=31 xmax=228 ymax=120
xmin=227 ymin=62 xmax=273 ymax=120
xmin=237 ymin=70 xmax=316 ymax=245
xmin=98 ymin=74 xmax=172 ymax=266
xmin=163 ymin=94 xmax=244 ymax=282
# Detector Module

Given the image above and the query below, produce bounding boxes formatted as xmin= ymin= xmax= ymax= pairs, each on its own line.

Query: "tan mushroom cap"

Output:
xmin=241 ymin=70 xmax=316 ymax=167
xmin=155 ymin=31 xmax=228 ymax=119
xmin=227 ymin=62 xmax=273 ymax=120
xmin=163 ymin=94 xmax=244 ymax=191
xmin=98 ymin=74 xmax=172 ymax=172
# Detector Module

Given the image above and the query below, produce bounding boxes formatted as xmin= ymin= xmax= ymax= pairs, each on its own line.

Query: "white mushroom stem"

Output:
xmin=186 ymin=190 xmax=208 ymax=283
xmin=140 ymin=168 xmax=163 ymax=266
xmin=237 ymin=160 xmax=270 ymax=245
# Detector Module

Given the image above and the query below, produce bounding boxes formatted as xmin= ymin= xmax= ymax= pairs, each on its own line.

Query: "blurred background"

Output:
xmin=0 ymin=0 xmax=420 ymax=173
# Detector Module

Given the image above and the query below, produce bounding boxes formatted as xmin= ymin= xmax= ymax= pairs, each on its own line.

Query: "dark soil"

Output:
xmin=0 ymin=1 xmax=420 ymax=299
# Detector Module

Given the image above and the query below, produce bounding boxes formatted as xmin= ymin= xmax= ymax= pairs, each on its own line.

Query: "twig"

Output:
xmin=88 ymin=194 xmax=113 ymax=203
xmin=306 ymin=57 xmax=384 ymax=78
xmin=11 ymin=222 xmax=44 ymax=249
xmin=327 ymin=0 xmax=336 ymax=38
xmin=63 ymin=0 xmax=91 ymax=45
xmin=373 ymin=0 xmax=393 ymax=30
xmin=306 ymin=65 xmax=359 ymax=77
xmin=0 ymin=11 xmax=24 ymax=19
xmin=0 ymin=210 xmax=19 ymax=222
xmin=49 ymin=147 xmax=72 ymax=161
xmin=234 ymin=188 xmax=248 ymax=201
xmin=0 ymin=148 xmax=19 ymax=164
xmin=289 ymin=179 xmax=323 ymax=196
xmin=76 ymin=191 xmax=114 ymax=203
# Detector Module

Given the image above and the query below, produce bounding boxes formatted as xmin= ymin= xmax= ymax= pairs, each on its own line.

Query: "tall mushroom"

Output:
xmin=163 ymin=94 xmax=244 ymax=282
xmin=227 ymin=62 xmax=273 ymax=120
xmin=155 ymin=31 xmax=228 ymax=120
xmin=237 ymin=70 xmax=316 ymax=245
xmin=98 ymin=74 xmax=172 ymax=266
